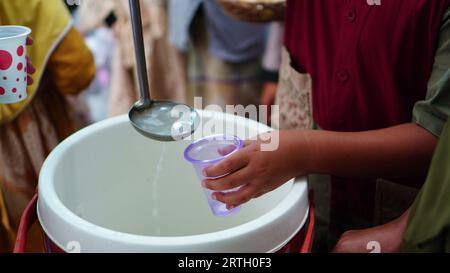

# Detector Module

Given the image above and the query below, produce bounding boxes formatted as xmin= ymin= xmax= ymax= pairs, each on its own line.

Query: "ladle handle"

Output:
xmin=129 ymin=0 xmax=151 ymax=103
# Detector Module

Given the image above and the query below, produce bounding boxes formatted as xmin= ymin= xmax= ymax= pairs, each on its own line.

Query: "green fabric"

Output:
xmin=413 ymin=8 xmax=450 ymax=137
xmin=402 ymin=120 xmax=450 ymax=252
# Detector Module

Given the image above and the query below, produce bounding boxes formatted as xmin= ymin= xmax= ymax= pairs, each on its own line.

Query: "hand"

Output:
xmin=260 ymin=82 xmax=278 ymax=106
xmin=260 ymin=82 xmax=278 ymax=126
xmin=26 ymin=37 xmax=36 ymax=86
xmin=202 ymin=131 xmax=311 ymax=209
xmin=332 ymin=209 xmax=411 ymax=253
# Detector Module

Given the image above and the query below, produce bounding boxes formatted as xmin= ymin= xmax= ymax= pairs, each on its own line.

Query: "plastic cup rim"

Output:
xmin=0 ymin=25 xmax=32 ymax=41
xmin=184 ymin=134 xmax=244 ymax=165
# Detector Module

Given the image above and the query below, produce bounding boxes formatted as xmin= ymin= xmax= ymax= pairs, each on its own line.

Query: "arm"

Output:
xmin=304 ymin=123 xmax=437 ymax=178
xmin=332 ymin=208 xmax=411 ymax=253
xmin=47 ymin=27 xmax=95 ymax=95
xmin=203 ymin=123 xmax=437 ymax=207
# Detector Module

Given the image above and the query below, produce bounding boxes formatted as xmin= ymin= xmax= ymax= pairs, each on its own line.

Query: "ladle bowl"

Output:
xmin=129 ymin=100 xmax=199 ymax=141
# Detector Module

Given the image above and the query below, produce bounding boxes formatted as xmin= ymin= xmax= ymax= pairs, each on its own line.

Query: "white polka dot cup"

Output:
xmin=0 ymin=26 xmax=31 ymax=104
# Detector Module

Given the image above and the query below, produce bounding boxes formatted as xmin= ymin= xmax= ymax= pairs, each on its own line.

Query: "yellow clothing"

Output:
xmin=0 ymin=1 xmax=95 ymax=252
xmin=0 ymin=0 xmax=72 ymax=123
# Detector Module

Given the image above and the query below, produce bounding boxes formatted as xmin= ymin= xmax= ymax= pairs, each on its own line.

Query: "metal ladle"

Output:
xmin=128 ymin=0 xmax=199 ymax=141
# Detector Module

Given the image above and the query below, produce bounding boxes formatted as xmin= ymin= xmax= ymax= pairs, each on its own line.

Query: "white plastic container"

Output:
xmin=35 ymin=111 xmax=309 ymax=253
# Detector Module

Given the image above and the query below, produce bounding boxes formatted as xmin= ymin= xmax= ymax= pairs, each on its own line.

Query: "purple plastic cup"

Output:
xmin=184 ymin=135 xmax=244 ymax=217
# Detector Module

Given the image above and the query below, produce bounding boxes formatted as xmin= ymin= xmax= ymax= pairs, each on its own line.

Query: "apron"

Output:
xmin=273 ymin=47 xmax=313 ymax=130
xmin=274 ymin=47 xmax=335 ymax=251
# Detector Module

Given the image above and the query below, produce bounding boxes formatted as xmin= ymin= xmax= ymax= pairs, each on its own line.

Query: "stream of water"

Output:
xmin=149 ymin=142 xmax=167 ymax=235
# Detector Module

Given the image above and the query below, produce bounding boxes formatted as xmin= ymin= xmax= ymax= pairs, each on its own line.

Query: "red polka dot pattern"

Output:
xmin=0 ymin=50 xmax=13 ymax=70
xmin=17 ymin=46 xmax=24 ymax=57
xmin=0 ymin=43 xmax=29 ymax=102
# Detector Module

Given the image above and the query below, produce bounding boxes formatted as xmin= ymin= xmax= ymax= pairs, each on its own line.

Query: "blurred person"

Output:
xmin=0 ymin=0 xmax=95 ymax=252
xmin=77 ymin=0 xmax=187 ymax=117
xmin=81 ymin=27 xmax=115 ymax=122
xmin=260 ymin=22 xmax=284 ymax=124
xmin=168 ymin=0 xmax=268 ymax=108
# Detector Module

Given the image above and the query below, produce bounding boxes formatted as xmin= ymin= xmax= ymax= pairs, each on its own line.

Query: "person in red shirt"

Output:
xmin=203 ymin=0 xmax=450 ymax=252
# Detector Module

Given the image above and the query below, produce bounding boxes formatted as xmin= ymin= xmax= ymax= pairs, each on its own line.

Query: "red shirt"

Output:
xmin=284 ymin=0 xmax=449 ymax=233
xmin=285 ymin=0 xmax=448 ymax=131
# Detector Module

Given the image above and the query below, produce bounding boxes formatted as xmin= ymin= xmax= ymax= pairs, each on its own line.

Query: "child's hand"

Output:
xmin=202 ymin=131 xmax=311 ymax=209
xmin=26 ymin=37 xmax=35 ymax=85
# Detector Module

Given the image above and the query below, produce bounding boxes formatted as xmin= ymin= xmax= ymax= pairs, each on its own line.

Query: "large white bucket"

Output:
xmin=36 ymin=111 xmax=309 ymax=253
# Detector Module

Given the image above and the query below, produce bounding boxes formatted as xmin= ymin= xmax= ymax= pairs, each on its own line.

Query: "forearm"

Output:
xmin=333 ymin=208 xmax=411 ymax=253
xmin=288 ymin=123 xmax=438 ymax=178
xmin=203 ymin=123 xmax=436 ymax=207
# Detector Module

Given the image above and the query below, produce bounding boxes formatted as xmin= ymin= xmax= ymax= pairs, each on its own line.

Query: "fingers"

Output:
xmin=260 ymin=83 xmax=277 ymax=106
xmin=203 ymin=168 xmax=249 ymax=191
xmin=212 ymin=185 xmax=256 ymax=207
xmin=26 ymin=36 xmax=33 ymax=46
xmin=203 ymin=150 xmax=249 ymax=178
xmin=254 ymin=192 xmax=265 ymax=198
xmin=217 ymin=145 xmax=237 ymax=156
xmin=26 ymin=57 xmax=35 ymax=86
xmin=218 ymin=140 xmax=253 ymax=156
xmin=26 ymin=57 xmax=36 ymax=74
xmin=244 ymin=133 xmax=272 ymax=145
xmin=25 ymin=36 xmax=35 ymax=76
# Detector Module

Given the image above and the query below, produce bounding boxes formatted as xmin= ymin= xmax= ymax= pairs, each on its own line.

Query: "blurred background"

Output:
xmin=66 ymin=0 xmax=284 ymax=124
